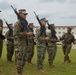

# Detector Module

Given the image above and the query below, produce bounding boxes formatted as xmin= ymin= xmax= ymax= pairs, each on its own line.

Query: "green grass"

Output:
xmin=0 ymin=42 xmax=76 ymax=75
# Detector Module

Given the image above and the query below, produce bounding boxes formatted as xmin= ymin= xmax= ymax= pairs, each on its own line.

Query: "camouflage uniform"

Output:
xmin=0 ymin=19 xmax=3 ymax=58
xmin=60 ymin=28 xmax=75 ymax=62
xmin=5 ymin=28 xmax=14 ymax=61
xmin=27 ymin=34 xmax=34 ymax=63
xmin=27 ymin=23 xmax=34 ymax=63
xmin=47 ymin=34 xmax=57 ymax=65
xmin=46 ymin=24 xmax=58 ymax=66
xmin=14 ymin=20 xmax=28 ymax=74
xmin=36 ymin=28 xmax=47 ymax=69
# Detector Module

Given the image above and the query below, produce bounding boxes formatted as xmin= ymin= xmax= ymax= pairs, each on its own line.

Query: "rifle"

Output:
xmin=4 ymin=19 xmax=13 ymax=36
xmin=34 ymin=12 xmax=46 ymax=36
xmin=47 ymin=21 xmax=58 ymax=39
xmin=11 ymin=5 xmax=31 ymax=32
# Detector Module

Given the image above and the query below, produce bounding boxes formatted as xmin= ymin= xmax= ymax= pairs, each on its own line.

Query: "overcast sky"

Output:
xmin=0 ymin=0 xmax=76 ymax=26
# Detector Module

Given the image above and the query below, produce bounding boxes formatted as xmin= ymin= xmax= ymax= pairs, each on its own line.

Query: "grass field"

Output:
xmin=0 ymin=42 xmax=76 ymax=75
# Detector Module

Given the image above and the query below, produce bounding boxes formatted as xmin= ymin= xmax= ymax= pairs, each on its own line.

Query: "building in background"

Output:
xmin=3 ymin=26 xmax=76 ymax=39
xmin=55 ymin=26 xmax=76 ymax=39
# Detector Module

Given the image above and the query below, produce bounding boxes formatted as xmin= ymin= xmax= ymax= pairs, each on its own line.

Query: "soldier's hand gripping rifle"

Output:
xmin=34 ymin=12 xmax=46 ymax=36
xmin=4 ymin=19 xmax=13 ymax=36
xmin=11 ymin=5 xmax=31 ymax=32
xmin=47 ymin=20 xmax=58 ymax=39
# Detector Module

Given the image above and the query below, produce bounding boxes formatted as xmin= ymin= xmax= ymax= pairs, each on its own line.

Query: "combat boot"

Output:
xmin=18 ymin=73 xmax=23 ymax=75
xmin=38 ymin=69 xmax=47 ymax=73
xmin=28 ymin=62 xmax=34 ymax=66
xmin=66 ymin=60 xmax=71 ymax=63
xmin=49 ymin=64 xmax=55 ymax=68
xmin=8 ymin=60 xmax=14 ymax=63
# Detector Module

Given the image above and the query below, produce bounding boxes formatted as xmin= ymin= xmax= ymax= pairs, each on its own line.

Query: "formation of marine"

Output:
xmin=0 ymin=6 xmax=76 ymax=75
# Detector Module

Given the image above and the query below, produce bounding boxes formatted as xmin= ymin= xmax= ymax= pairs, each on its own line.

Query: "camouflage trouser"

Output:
xmin=47 ymin=43 xmax=57 ymax=65
xmin=15 ymin=45 xmax=27 ymax=74
xmin=62 ymin=44 xmax=72 ymax=61
xmin=0 ymin=40 xmax=3 ymax=58
xmin=27 ymin=42 xmax=34 ymax=63
xmin=37 ymin=46 xmax=46 ymax=69
xmin=6 ymin=44 xmax=14 ymax=61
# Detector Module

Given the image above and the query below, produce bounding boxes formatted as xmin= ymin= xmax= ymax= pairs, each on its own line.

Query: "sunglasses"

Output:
xmin=23 ymin=14 xmax=26 ymax=15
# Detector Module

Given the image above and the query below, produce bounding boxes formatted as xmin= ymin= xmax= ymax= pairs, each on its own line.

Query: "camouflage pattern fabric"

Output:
xmin=0 ymin=19 xmax=3 ymax=58
xmin=37 ymin=46 xmax=46 ymax=69
xmin=5 ymin=30 xmax=14 ymax=61
xmin=62 ymin=44 xmax=72 ymax=62
xmin=14 ymin=20 xmax=28 ymax=73
xmin=61 ymin=33 xmax=75 ymax=62
xmin=47 ymin=32 xmax=57 ymax=65
xmin=27 ymin=35 xmax=34 ymax=63
xmin=36 ymin=28 xmax=47 ymax=69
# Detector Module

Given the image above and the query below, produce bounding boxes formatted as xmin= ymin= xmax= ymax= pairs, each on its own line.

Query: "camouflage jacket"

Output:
xmin=46 ymin=30 xmax=57 ymax=46
xmin=5 ymin=30 xmax=14 ymax=45
xmin=0 ymin=19 xmax=3 ymax=41
xmin=14 ymin=20 xmax=28 ymax=46
xmin=27 ymin=33 xmax=34 ymax=45
xmin=60 ymin=33 xmax=75 ymax=44
xmin=36 ymin=28 xmax=47 ymax=47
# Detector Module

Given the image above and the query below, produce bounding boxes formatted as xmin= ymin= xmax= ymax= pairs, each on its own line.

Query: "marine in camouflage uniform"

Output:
xmin=60 ymin=27 xmax=75 ymax=63
xmin=46 ymin=24 xmax=59 ymax=68
xmin=27 ymin=23 xmax=35 ymax=65
xmin=36 ymin=18 xmax=49 ymax=72
xmin=0 ymin=16 xmax=3 ymax=59
xmin=14 ymin=9 xmax=32 ymax=75
xmin=5 ymin=24 xmax=14 ymax=62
